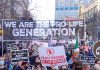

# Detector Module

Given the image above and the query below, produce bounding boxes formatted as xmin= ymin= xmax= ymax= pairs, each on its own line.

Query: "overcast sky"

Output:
xmin=29 ymin=0 xmax=55 ymax=20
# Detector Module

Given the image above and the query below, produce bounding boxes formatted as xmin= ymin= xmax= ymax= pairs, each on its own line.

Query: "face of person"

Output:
xmin=35 ymin=57 xmax=41 ymax=62
xmin=82 ymin=64 xmax=90 ymax=70
xmin=86 ymin=65 xmax=90 ymax=70
xmin=35 ymin=57 xmax=41 ymax=66
xmin=97 ymin=61 xmax=100 ymax=65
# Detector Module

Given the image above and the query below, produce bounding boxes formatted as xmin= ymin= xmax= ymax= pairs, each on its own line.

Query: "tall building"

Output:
xmin=80 ymin=0 xmax=100 ymax=41
xmin=55 ymin=0 xmax=91 ymax=20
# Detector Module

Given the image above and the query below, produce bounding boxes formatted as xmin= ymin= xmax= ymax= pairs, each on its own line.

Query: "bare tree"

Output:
xmin=0 ymin=0 xmax=38 ymax=39
xmin=12 ymin=0 xmax=39 ymax=19
xmin=0 ymin=0 xmax=38 ymax=20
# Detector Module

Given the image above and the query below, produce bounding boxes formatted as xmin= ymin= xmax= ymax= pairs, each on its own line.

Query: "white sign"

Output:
xmin=38 ymin=46 xmax=67 ymax=66
xmin=3 ymin=20 xmax=79 ymax=40
xmin=81 ymin=56 xmax=95 ymax=65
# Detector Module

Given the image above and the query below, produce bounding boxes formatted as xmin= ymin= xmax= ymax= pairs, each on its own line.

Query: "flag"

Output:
xmin=48 ymin=35 xmax=52 ymax=47
xmin=73 ymin=38 xmax=79 ymax=57
xmin=9 ymin=64 xmax=13 ymax=70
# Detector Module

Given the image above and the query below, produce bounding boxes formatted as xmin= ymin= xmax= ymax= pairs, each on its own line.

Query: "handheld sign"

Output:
xmin=93 ymin=41 xmax=100 ymax=59
xmin=6 ymin=43 xmax=17 ymax=52
xmin=11 ymin=49 xmax=29 ymax=64
xmin=81 ymin=56 xmax=95 ymax=65
xmin=38 ymin=46 xmax=67 ymax=66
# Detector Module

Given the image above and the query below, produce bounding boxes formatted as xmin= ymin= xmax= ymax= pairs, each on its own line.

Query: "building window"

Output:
xmin=65 ymin=7 xmax=68 ymax=10
xmin=94 ymin=6 xmax=97 ymax=13
xmin=56 ymin=8 xmax=59 ymax=10
xmin=69 ymin=6 xmax=73 ymax=10
xmin=87 ymin=11 xmax=90 ymax=17
xmin=74 ymin=6 xmax=79 ymax=10
xmin=85 ymin=12 xmax=88 ymax=18
xmin=60 ymin=7 xmax=64 ymax=10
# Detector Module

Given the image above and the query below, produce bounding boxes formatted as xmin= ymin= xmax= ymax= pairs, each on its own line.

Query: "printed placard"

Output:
xmin=2 ymin=19 xmax=83 ymax=40
xmin=11 ymin=49 xmax=29 ymax=64
xmin=38 ymin=46 xmax=67 ymax=66
xmin=81 ymin=56 xmax=95 ymax=65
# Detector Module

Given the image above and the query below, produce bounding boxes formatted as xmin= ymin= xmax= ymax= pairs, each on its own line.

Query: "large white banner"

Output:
xmin=38 ymin=46 xmax=67 ymax=66
xmin=2 ymin=19 xmax=82 ymax=40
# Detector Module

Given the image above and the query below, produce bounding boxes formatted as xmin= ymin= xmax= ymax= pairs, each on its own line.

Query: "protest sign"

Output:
xmin=11 ymin=49 xmax=29 ymax=64
xmin=6 ymin=43 xmax=17 ymax=52
xmin=38 ymin=46 xmax=67 ymax=66
xmin=81 ymin=56 xmax=95 ymax=65
xmin=0 ymin=57 xmax=4 ymax=68
xmin=2 ymin=19 xmax=82 ymax=40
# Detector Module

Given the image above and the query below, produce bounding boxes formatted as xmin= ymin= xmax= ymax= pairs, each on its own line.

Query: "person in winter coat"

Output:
xmin=34 ymin=56 xmax=43 ymax=70
xmin=71 ymin=57 xmax=82 ymax=70
xmin=14 ymin=61 xmax=28 ymax=70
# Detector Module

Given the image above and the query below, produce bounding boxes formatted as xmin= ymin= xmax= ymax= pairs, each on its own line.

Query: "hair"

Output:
xmin=29 ymin=52 xmax=32 ymax=56
xmin=95 ymin=59 xmax=100 ymax=64
xmin=21 ymin=62 xmax=27 ymax=66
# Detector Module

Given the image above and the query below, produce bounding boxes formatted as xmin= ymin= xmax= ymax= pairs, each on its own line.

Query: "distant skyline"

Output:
xmin=30 ymin=0 xmax=55 ymax=20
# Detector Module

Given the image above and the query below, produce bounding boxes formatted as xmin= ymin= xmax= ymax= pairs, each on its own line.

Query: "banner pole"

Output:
xmin=2 ymin=19 xmax=3 ymax=56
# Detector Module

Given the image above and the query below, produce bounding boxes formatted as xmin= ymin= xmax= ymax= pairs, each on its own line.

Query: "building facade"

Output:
xmin=81 ymin=0 xmax=100 ymax=41
xmin=55 ymin=0 xmax=91 ymax=20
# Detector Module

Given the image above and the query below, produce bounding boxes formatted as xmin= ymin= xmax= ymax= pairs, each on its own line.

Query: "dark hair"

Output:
xmin=29 ymin=52 xmax=32 ymax=56
xmin=18 ymin=46 xmax=22 ymax=50
xmin=21 ymin=62 xmax=27 ymax=66
xmin=95 ymin=59 xmax=100 ymax=63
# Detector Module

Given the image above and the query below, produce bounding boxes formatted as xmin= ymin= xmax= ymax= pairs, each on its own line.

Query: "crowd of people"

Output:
xmin=0 ymin=41 xmax=100 ymax=70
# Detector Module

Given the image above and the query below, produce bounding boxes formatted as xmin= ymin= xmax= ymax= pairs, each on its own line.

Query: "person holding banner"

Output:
xmin=29 ymin=52 xmax=36 ymax=66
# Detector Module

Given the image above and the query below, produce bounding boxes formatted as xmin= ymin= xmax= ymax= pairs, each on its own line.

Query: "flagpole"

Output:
xmin=73 ymin=28 xmax=80 ymax=57
xmin=48 ymin=34 xmax=52 ymax=47
xmin=2 ymin=19 xmax=3 ymax=56
xmin=78 ymin=30 xmax=79 ymax=44
xmin=48 ymin=20 xmax=52 ymax=47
